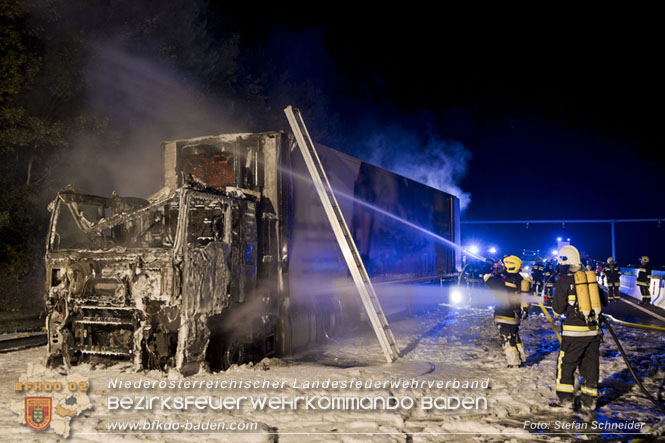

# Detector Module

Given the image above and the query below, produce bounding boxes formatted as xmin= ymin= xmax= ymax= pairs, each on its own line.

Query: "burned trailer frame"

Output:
xmin=44 ymin=130 xmax=461 ymax=373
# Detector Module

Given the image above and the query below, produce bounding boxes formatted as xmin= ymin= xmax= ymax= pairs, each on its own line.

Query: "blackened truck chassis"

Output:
xmin=45 ymin=186 xmax=273 ymax=374
xmin=44 ymin=131 xmax=461 ymax=374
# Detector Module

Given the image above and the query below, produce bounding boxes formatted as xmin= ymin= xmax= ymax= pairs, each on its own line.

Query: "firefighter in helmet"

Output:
xmin=602 ymin=257 xmax=622 ymax=302
xmin=531 ymin=256 xmax=545 ymax=296
xmin=636 ymin=256 xmax=652 ymax=304
xmin=552 ymin=245 xmax=607 ymax=411
xmin=486 ymin=255 xmax=530 ymax=368
xmin=543 ymin=258 xmax=556 ymax=303
xmin=464 ymin=261 xmax=482 ymax=288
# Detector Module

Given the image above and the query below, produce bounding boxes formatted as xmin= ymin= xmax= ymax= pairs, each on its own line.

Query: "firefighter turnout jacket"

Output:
xmin=543 ymin=262 xmax=556 ymax=286
xmin=531 ymin=261 xmax=545 ymax=282
xmin=636 ymin=263 xmax=652 ymax=287
xmin=489 ymin=272 xmax=524 ymax=326
xmin=602 ymin=263 xmax=622 ymax=287
xmin=553 ymin=272 xmax=608 ymax=338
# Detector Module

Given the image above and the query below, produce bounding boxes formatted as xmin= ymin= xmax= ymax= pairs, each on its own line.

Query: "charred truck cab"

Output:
xmin=44 ymin=131 xmax=460 ymax=374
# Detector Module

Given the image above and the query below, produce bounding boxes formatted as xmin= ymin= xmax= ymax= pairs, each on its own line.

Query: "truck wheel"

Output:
xmin=276 ymin=303 xmax=293 ymax=356
xmin=222 ymin=341 xmax=245 ymax=369
xmin=322 ymin=297 xmax=344 ymax=339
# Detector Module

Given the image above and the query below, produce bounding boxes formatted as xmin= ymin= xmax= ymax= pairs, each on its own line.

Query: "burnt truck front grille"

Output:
xmin=79 ymin=346 xmax=132 ymax=357
xmin=74 ymin=316 xmax=135 ymax=326
xmin=72 ymin=305 xmax=139 ymax=358
xmin=76 ymin=305 xmax=135 ymax=310
xmin=78 ymin=278 xmax=130 ymax=307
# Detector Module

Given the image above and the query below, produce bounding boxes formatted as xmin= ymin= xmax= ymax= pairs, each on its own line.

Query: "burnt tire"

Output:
xmin=221 ymin=340 xmax=245 ymax=369
xmin=276 ymin=302 xmax=293 ymax=356
xmin=322 ymin=297 xmax=344 ymax=339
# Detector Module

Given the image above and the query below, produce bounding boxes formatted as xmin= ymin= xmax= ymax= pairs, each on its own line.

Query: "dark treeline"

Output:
xmin=0 ymin=0 xmax=306 ymax=307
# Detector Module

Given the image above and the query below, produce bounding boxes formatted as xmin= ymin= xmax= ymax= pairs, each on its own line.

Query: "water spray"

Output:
xmin=281 ymin=167 xmax=486 ymax=261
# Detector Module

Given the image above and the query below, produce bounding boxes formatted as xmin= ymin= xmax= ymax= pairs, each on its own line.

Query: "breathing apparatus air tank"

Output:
xmin=521 ymin=278 xmax=532 ymax=294
xmin=574 ymin=270 xmax=592 ymax=320
xmin=586 ymin=270 xmax=602 ymax=318
xmin=520 ymin=278 xmax=532 ymax=313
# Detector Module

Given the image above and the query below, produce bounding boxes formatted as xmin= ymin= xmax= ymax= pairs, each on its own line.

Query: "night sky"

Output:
xmin=197 ymin=8 xmax=665 ymax=264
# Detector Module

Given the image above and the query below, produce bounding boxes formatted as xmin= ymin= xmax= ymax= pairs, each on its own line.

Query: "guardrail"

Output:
xmin=0 ymin=332 xmax=47 ymax=353
xmin=619 ymin=267 xmax=664 ymax=308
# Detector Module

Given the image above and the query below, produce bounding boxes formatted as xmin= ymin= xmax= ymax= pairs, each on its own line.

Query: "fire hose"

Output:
xmin=537 ymin=302 xmax=561 ymax=343
xmin=600 ymin=314 xmax=665 ymax=414
xmin=600 ymin=315 xmax=665 ymax=440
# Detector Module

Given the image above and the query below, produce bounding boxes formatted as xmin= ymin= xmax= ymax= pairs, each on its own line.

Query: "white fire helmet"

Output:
xmin=558 ymin=245 xmax=581 ymax=267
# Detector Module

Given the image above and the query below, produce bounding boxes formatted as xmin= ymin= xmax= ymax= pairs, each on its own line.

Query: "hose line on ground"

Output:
xmin=600 ymin=314 xmax=665 ymax=414
xmin=537 ymin=302 xmax=561 ymax=343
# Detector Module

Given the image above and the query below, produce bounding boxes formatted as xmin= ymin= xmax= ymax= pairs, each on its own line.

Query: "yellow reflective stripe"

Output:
xmin=556 ymin=351 xmax=565 ymax=386
xmin=495 ymin=315 xmax=519 ymax=321
xmin=563 ymin=324 xmax=599 ymax=331
xmin=505 ymin=282 xmax=517 ymax=288
xmin=568 ymin=295 xmax=576 ymax=301
xmin=562 ymin=330 xmax=599 ymax=337
xmin=494 ymin=316 xmax=520 ymax=325
xmin=581 ymin=386 xmax=598 ymax=397
xmin=638 ymin=268 xmax=647 ymax=272
xmin=556 ymin=383 xmax=575 ymax=393
xmin=637 ymin=281 xmax=649 ymax=286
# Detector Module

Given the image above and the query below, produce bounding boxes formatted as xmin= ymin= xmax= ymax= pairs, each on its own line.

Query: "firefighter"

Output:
xmin=486 ymin=255 xmax=530 ymax=368
xmin=531 ymin=256 xmax=545 ymax=296
xmin=543 ymin=258 xmax=556 ymax=303
xmin=471 ymin=262 xmax=484 ymax=288
xmin=483 ymin=258 xmax=495 ymax=276
xmin=636 ymin=256 xmax=652 ymax=305
xmin=552 ymin=245 xmax=607 ymax=411
xmin=602 ymin=257 xmax=622 ymax=302
xmin=464 ymin=262 xmax=481 ymax=289
xmin=596 ymin=261 xmax=605 ymax=286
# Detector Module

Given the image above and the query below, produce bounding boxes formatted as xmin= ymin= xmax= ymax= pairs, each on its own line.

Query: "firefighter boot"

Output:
xmin=579 ymin=394 xmax=597 ymax=413
xmin=503 ymin=341 xmax=522 ymax=368
xmin=516 ymin=342 xmax=526 ymax=367
xmin=552 ymin=392 xmax=575 ymax=409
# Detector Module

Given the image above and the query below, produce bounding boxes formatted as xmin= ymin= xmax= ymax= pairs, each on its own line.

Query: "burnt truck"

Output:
xmin=44 ymin=131 xmax=461 ymax=374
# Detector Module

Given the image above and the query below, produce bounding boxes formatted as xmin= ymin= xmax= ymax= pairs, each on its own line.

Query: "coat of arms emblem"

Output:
xmin=25 ymin=397 xmax=52 ymax=431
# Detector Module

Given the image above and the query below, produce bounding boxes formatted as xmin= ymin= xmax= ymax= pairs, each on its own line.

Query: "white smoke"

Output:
xmin=362 ymin=128 xmax=472 ymax=209
xmin=65 ymin=44 xmax=244 ymax=197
